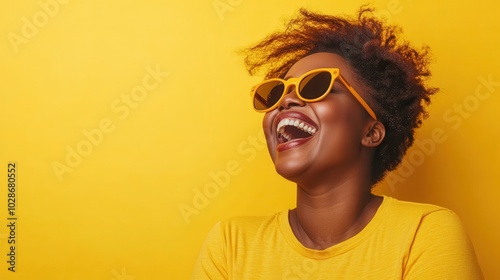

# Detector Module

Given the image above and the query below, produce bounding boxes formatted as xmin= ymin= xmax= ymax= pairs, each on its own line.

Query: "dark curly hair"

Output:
xmin=243 ymin=6 xmax=438 ymax=185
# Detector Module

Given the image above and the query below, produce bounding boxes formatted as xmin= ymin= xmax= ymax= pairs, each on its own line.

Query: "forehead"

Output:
xmin=285 ymin=52 xmax=353 ymax=79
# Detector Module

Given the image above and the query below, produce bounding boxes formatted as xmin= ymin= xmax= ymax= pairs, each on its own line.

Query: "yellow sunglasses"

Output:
xmin=250 ymin=68 xmax=377 ymax=120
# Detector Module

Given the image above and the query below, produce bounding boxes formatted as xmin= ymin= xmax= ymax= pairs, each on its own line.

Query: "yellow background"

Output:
xmin=0 ymin=0 xmax=499 ymax=279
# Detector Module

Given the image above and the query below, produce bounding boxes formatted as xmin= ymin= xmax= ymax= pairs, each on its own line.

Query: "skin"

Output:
xmin=262 ymin=52 xmax=386 ymax=250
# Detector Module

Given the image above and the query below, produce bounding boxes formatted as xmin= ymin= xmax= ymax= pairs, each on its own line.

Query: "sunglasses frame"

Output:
xmin=250 ymin=67 xmax=377 ymax=120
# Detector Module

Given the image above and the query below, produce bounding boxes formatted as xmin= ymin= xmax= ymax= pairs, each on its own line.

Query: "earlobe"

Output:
xmin=361 ymin=121 xmax=385 ymax=147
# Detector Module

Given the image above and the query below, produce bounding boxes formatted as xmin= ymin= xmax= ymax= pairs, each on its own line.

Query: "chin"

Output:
xmin=273 ymin=155 xmax=312 ymax=183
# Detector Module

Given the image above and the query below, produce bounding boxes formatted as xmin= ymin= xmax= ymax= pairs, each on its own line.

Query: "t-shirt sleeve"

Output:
xmin=403 ymin=209 xmax=483 ymax=280
xmin=191 ymin=222 xmax=228 ymax=280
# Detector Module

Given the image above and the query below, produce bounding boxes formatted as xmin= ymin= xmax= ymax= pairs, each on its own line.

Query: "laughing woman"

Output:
xmin=192 ymin=6 xmax=483 ymax=279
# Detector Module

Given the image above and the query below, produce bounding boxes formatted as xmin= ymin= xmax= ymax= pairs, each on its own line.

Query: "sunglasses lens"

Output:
xmin=253 ymin=81 xmax=285 ymax=111
xmin=299 ymin=71 xmax=333 ymax=100
xmin=252 ymin=70 xmax=335 ymax=111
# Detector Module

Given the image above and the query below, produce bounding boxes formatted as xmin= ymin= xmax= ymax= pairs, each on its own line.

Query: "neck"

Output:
xmin=289 ymin=179 xmax=382 ymax=250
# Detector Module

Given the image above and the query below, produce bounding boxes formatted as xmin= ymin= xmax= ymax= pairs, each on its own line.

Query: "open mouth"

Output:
xmin=276 ymin=118 xmax=317 ymax=144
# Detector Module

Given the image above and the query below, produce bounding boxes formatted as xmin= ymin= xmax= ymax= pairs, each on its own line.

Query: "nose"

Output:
xmin=278 ymin=84 xmax=306 ymax=111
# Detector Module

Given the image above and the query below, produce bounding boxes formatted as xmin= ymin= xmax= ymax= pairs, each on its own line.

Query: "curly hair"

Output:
xmin=243 ymin=6 xmax=438 ymax=185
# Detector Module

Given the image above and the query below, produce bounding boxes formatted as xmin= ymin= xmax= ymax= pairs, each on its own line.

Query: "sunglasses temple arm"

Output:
xmin=254 ymin=93 xmax=268 ymax=108
xmin=338 ymin=75 xmax=377 ymax=120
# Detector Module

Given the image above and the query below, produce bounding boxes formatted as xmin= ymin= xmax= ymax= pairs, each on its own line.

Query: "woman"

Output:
xmin=192 ymin=6 xmax=483 ymax=279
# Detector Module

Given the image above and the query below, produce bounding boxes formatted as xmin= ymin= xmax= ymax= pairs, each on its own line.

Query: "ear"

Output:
xmin=361 ymin=121 xmax=385 ymax=148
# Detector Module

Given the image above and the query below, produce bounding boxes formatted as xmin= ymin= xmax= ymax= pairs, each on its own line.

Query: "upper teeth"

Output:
xmin=277 ymin=118 xmax=317 ymax=135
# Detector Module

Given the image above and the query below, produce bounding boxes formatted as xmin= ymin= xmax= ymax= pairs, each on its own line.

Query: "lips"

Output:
xmin=273 ymin=111 xmax=318 ymax=151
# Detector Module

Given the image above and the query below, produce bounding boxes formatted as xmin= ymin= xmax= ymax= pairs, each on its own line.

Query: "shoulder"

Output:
xmin=387 ymin=197 xmax=469 ymax=243
xmin=381 ymin=197 xmax=483 ymax=279
xmin=218 ymin=212 xmax=283 ymax=238
xmin=384 ymin=196 xmax=470 ymax=246
xmin=201 ymin=211 xmax=284 ymax=248
xmin=376 ymin=196 xmax=473 ymax=254
xmin=384 ymin=195 xmax=448 ymax=215
xmin=381 ymin=196 xmax=459 ymax=229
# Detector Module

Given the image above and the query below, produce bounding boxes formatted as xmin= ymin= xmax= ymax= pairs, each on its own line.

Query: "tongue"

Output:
xmin=285 ymin=126 xmax=312 ymax=141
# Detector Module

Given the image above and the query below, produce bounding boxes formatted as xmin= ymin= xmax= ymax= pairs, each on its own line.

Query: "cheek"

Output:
xmin=314 ymin=97 xmax=364 ymax=125
xmin=313 ymin=100 xmax=365 ymax=146
xmin=262 ymin=112 xmax=277 ymax=159
xmin=262 ymin=112 xmax=273 ymax=135
xmin=312 ymin=101 xmax=345 ymax=123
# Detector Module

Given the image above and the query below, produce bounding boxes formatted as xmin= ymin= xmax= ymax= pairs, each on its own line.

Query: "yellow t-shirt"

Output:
xmin=191 ymin=196 xmax=483 ymax=279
